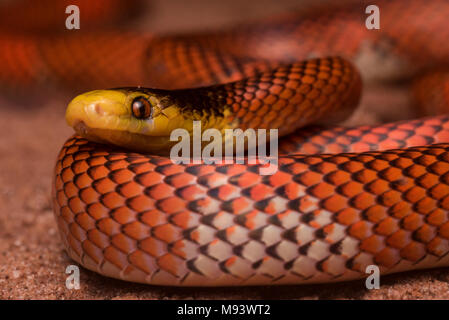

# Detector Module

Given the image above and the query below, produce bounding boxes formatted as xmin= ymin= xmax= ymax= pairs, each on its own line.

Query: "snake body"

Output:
xmin=4 ymin=0 xmax=449 ymax=285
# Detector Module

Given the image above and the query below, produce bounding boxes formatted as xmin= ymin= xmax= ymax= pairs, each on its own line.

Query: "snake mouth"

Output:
xmin=71 ymin=119 xmax=176 ymax=154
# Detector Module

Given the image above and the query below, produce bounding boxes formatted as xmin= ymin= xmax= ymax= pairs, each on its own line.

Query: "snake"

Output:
xmin=4 ymin=0 xmax=449 ymax=286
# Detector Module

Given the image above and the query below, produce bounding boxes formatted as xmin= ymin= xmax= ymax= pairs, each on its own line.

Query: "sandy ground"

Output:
xmin=1 ymin=0 xmax=449 ymax=300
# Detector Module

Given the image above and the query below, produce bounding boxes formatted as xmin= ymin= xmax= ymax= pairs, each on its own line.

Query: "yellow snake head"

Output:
xmin=66 ymin=88 xmax=195 ymax=153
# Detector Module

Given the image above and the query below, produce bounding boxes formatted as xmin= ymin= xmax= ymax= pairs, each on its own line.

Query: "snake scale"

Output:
xmin=4 ymin=0 xmax=449 ymax=286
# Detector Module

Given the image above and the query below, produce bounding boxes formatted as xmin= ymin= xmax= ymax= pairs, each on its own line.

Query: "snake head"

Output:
xmin=65 ymin=88 xmax=189 ymax=153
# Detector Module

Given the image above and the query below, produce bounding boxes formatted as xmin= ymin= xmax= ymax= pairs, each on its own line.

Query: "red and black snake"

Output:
xmin=3 ymin=0 xmax=449 ymax=286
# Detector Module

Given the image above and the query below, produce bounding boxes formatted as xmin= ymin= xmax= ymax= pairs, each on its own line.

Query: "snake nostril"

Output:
xmin=94 ymin=103 xmax=105 ymax=116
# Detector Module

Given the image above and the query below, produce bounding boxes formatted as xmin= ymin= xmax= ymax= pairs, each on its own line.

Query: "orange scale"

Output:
xmin=167 ymin=173 xmax=195 ymax=188
xmin=117 ymin=181 xmax=141 ymax=199
xmin=73 ymin=172 xmax=93 ymax=189
xmin=97 ymin=218 xmax=121 ymax=236
xmin=415 ymin=224 xmax=436 ymax=243
xmin=157 ymin=253 xmax=184 ymax=277
xmin=67 ymin=234 xmax=83 ymax=258
xmin=139 ymin=236 xmax=167 ymax=257
xmin=256 ymin=103 xmax=270 ymax=116
xmin=351 ymin=142 xmax=371 ymax=152
xmin=302 ymin=156 xmax=324 ymax=166
xmin=364 ymin=205 xmax=387 ymax=223
xmin=127 ymin=162 xmax=154 ymax=175
xmin=400 ymin=241 xmax=426 ymax=262
xmin=306 ymin=89 xmax=321 ymax=100
xmin=213 ymin=184 xmax=240 ymax=201
xmin=266 ymin=170 xmax=291 ymax=187
xmin=379 ymin=190 xmax=402 ymax=207
xmin=387 ymin=201 xmax=411 ymax=219
xmin=338 ymin=181 xmax=364 ymax=198
xmin=427 ymin=237 xmax=449 ymax=257
xmin=87 ymin=229 xmax=110 ymax=250
xmin=157 ymin=164 xmax=185 ymax=176
xmin=417 ymin=173 xmax=439 ymax=189
xmin=255 ymin=89 xmax=268 ymax=100
xmin=438 ymin=222 xmax=449 ymax=239
xmin=348 ymin=221 xmax=372 ymax=240
xmin=68 ymin=197 xmax=86 ymax=214
xmin=415 ymin=197 xmax=437 ymax=215
xmin=61 ymin=155 xmax=75 ymax=168
xmin=232 ymin=171 xmax=260 ymax=188
xmin=426 ymin=209 xmax=447 ymax=226
xmin=366 ymin=179 xmax=390 ymax=195
xmin=387 ymin=129 xmax=411 ymax=140
xmin=429 ymin=161 xmax=449 ymax=176
xmin=171 ymin=211 xmax=197 ymax=229
xmin=434 ymin=130 xmax=449 ymax=143
xmin=103 ymin=246 xmax=128 ymax=270
xmin=324 ymin=143 xmax=344 ymax=154
xmin=157 ymin=197 xmax=186 ymax=214
xmin=386 ymin=229 xmax=410 ymax=249
xmin=269 ymin=84 xmax=284 ymax=95
xmin=101 ymin=192 xmax=125 ymax=209
xmin=59 ymin=206 xmax=74 ymax=224
xmin=361 ymin=133 xmax=383 ymax=144
xmin=367 ymin=159 xmax=390 ymax=172
xmin=79 ymin=188 xmax=100 ymax=204
xmin=280 ymin=182 xmax=305 ymax=201
xmin=69 ymin=223 xmax=87 ymax=242
xmin=123 ymin=221 xmax=150 ymax=241
xmin=241 ymin=100 xmax=250 ymax=109
xmin=176 ymin=184 xmax=203 ymax=201
xmin=128 ymin=250 xmax=156 ymax=275
xmin=373 ymin=247 xmax=400 ymax=268
xmin=241 ymin=112 xmax=255 ymax=124
xmin=351 ymin=193 xmax=376 ymax=210
xmin=248 ymin=184 xmax=274 ymax=201
xmin=299 ymin=143 xmax=321 ymax=154
xmin=308 ymin=182 xmax=335 ymax=199
xmin=82 ymin=240 xmax=103 ymax=264
xmin=264 ymin=94 xmax=278 ymax=105
xmin=111 ymin=206 xmax=136 ymax=225
xmin=92 ymin=178 xmax=116 ymax=195
xmin=440 ymin=196 xmax=449 ymax=210
xmin=334 ymin=135 xmax=353 ymax=147
xmin=295 ymin=171 xmax=322 ymax=187
xmin=326 ymin=169 xmax=351 ymax=185
xmin=321 ymin=84 xmax=336 ymax=95
xmin=153 ymin=223 xmax=182 ymax=244
xmin=313 ymin=162 xmax=338 ymax=175
xmin=109 ymin=169 xmax=134 ymax=184
xmin=336 ymin=208 xmax=360 ymax=225
xmin=75 ymin=212 xmax=96 ymax=231
xmin=289 ymin=93 xmax=305 ymax=105
xmin=107 ymin=159 xmax=129 ymax=171
xmin=88 ymin=165 xmax=110 ymax=180
xmin=249 ymin=99 xmax=262 ymax=112
xmin=71 ymin=160 xmax=89 ymax=174
xmin=63 ymin=181 xmax=79 ymax=199
xmin=135 ymin=171 xmax=164 ymax=187
xmin=360 ymin=235 xmax=384 ymax=254
xmin=61 ymin=167 xmax=75 ymax=183
xmin=374 ymin=217 xmax=398 ymax=236
xmin=322 ymin=195 xmax=347 ymax=212
xmin=428 ymin=184 xmax=449 ymax=201
xmin=405 ymin=165 xmax=427 ymax=178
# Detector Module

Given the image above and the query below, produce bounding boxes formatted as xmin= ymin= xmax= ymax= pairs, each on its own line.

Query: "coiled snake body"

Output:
xmin=5 ymin=0 xmax=449 ymax=286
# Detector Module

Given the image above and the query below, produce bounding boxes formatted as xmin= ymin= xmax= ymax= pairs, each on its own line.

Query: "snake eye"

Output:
xmin=131 ymin=96 xmax=152 ymax=119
